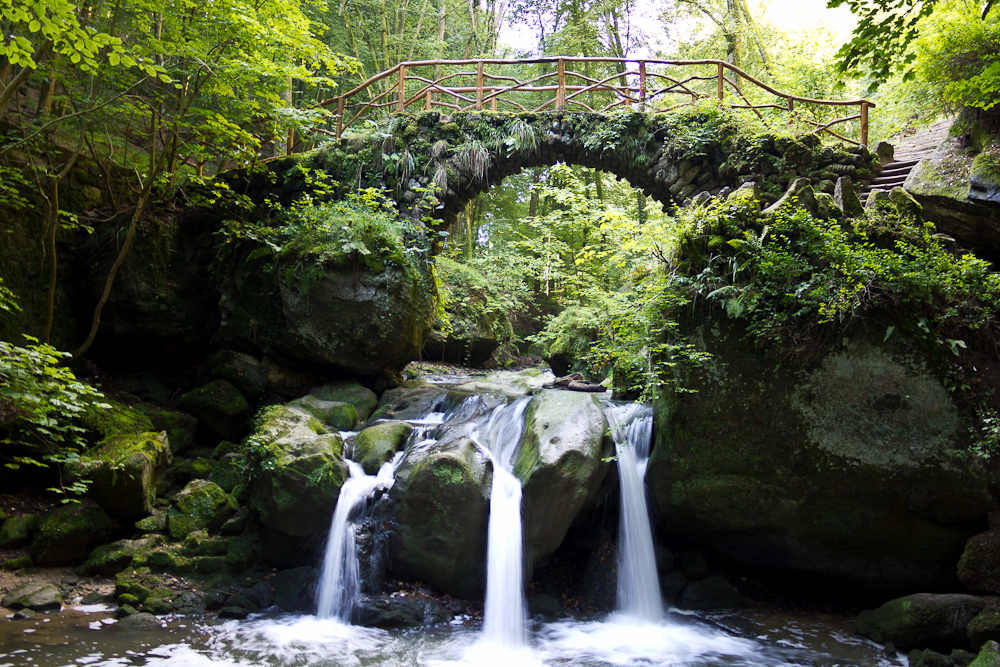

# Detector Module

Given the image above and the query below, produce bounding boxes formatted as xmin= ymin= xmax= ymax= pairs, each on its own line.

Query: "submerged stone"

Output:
xmin=856 ymin=594 xmax=988 ymax=649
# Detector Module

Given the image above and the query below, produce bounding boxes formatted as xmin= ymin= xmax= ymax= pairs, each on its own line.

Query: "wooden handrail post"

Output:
xmin=336 ymin=96 xmax=344 ymax=138
xmin=860 ymin=102 xmax=869 ymax=145
xmin=557 ymin=58 xmax=566 ymax=111
xmin=398 ymin=65 xmax=407 ymax=112
xmin=476 ymin=62 xmax=484 ymax=111
xmin=639 ymin=61 xmax=647 ymax=110
xmin=717 ymin=62 xmax=724 ymax=100
xmin=491 ymin=95 xmax=497 ymax=112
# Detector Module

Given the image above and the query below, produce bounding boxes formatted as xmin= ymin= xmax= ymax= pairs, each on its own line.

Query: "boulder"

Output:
xmin=388 ymin=435 xmax=492 ymax=599
xmin=763 ymin=178 xmax=818 ymax=217
xmin=1 ymin=581 xmax=62 ymax=611
xmin=204 ymin=349 xmax=268 ymax=402
xmin=834 ymin=176 xmax=865 ymax=217
xmin=135 ymin=508 xmax=168 ymax=532
xmin=0 ymin=514 xmax=40 ymax=549
xmin=309 ymin=380 xmax=379 ymax=422
xmin=68 ymin=432 xmax=172 ymax=522
xmin=247 ymin=407 xmax=347 ymax=557
xmin=270 ymin=566 xmax=319 ymax=611
xmin=959 ymin=531 xmax=1000 ymax=593
xmin=856 ymin=594 xmax=989 ymax=649
xmin=79 ymin=535 xmax=165 ymax=576
xmin=168 ymin=480 xmax=237 ymax=540
xmin=214 ymin=246 xmax=437 ymax=378
xmin=209 ymin=453 xmax=244 ymax=493
xmin=422 ymin=316 xmax=499 ymax=367
xmin=117 ymin=612 xmax=160 ymax=629
xmin=972 ymin=641 xmax=1000 ymax=667
xmin=678 ymin=575 xmax=742 ymax=611
xmin=352 ymin=422 xmax=412 ymax=474
xmin=31 ymin=501 xmax=113 ymax=567
xmin=138 ymin=407 xmax=198 ymax=455
xmin=970 ymin=607 xmax=1000 ymax=651
xmin=648 ymin=320 xmax=994 ymax=590
xmin=369 ymin=383 xmax=449 ymax=423
xmin=354 ymin=597 xmax=425 ymax=628
xmin=176 ymin=379 xmax=250 ymax=441
xmin=514 ymin=390 xmax=611 ymax=567
xmin=289 ymin=394 xmax=357 ymax=430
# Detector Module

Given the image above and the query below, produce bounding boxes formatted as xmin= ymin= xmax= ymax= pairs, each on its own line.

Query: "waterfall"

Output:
xmin=316 ymin=458 xmax=399 ymax=621
xmin=471 ymin=397 xmax=531 ymax=647
xmin=604 ymin=402 xmax=663 ymax=622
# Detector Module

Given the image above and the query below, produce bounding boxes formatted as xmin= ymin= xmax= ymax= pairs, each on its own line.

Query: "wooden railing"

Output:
xmin=320 ymin=57 xmax=875 ymax=146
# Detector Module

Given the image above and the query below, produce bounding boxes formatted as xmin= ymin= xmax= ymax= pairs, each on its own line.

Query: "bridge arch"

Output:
xmin=313 ymin=107 xmax=881 ymax=230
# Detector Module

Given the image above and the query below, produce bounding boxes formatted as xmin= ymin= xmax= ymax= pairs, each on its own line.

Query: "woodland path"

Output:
xmin=861 ymin=118 xmax=954 ymax=202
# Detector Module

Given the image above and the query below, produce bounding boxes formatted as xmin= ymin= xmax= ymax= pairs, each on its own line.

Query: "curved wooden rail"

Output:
xmin=320 ymin=57 xmax=875 ymax=146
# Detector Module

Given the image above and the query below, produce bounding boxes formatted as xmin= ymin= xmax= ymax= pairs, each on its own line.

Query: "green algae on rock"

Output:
xmin=167 ymin=479 xmax=237 ymax=540
xmin=31 ymin=500 xmax=113 ymax=567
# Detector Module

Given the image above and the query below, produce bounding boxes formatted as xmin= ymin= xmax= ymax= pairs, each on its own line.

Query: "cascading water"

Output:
xmin=470 ymin=397 xmax=531 ymax=648
xmin=604 ymin=402 xmax=663 ymax=621
xmin=316 ymin=457 xmax=400 ymax=621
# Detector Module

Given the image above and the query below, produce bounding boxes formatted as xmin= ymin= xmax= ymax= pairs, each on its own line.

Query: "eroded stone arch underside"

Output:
xmin=308 ymin=109 xmax=880 ymax=228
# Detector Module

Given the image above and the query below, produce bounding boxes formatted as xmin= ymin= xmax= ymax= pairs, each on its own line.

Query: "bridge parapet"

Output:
xmin=320 ymin=58 xmax=874 ymax=146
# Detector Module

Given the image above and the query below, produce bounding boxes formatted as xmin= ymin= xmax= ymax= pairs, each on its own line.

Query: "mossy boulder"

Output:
xmin=78 ymin=535 xmax=165 ymax=576
xmin=309 ymin=380 xmax=379 ymax=422
xmin=78 ymin=399 xmax=154 ymax=445
xmin=31 ymin=500 xmax=113 ymax=567
xmin=214 ymin=243 xmax=438 ymax=378
xmin=167 ymin=479 xmax=237 ymax=540
xmin=763 ymin=177 xmax=818 ymax=217
xmin=289 ymin=394 xmax=358 ymax=430
xmin=369 ymin=383 xmax=448 ymax=423
xmin=423 ymin=311 xmax=500 ymax=367
xmin=677 ymin=575 xmax=742 ymax=611
xmin=353 ymin=421 xmax=412 ymax=474
xmin=514 ymin=390 xmax=611 ymax=567
xmin=209 ymin=453 xmax=244 ymax=493
xmin=1 ymin=581 xmax=62 ymax=611
xmin=856 ymin=594 xmax=988 ymax=649
xmin=971 ymin=641 xmax=1000 ymax=667
xmin=970 ymin=607 xmax=1000 ymax=650
xmin=388 ymin=434 xmax=492 ymax=599
xmin=648 ymin=319 xmax=994 ymax=590
xmin=138 ymin=407 xmax=198 ymax=455
xmin=173 ymin=456 xmax=216 ymax=485
xmin=246 ymin=406 xmax=348 ymax=562
xmin=204 ymin=349 xmax=268 ymax=402
xmin=959 ymin=530 xmax=1000 ymax=593
xmin=0 ymin=513 xmax=40 ymax=548
xmin=177 ymin=379 xmax=250 ymax=441
xmin=68 ymin=432 xmax=172 ymax=521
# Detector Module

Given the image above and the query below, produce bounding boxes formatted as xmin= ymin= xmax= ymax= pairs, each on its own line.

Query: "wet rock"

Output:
xmin=12 ymin=609 xmax=36 ymax=620
xmin=580 ymin=530 xmax=617 ymax=612
xmin=660 ymin=570 xmax=688 ymax=604
xmin=369 ymin=383 xmax=448 ymax=423
xmin=909 ymin=649 xmax=956 ymax=667
xmin=31 ymin=501 xmax=112 ymax=567
xmin=172 ymin=591 xmax=207 ymax=615
xmin=528 ymin=593 xmax=564 ymax=617
xmin=168 ymin=479 xmax=237 ymax=540
xmin=1 ymin=581 xmax=63 ymax=611
xmin=389 ymin=435 xmax=492 ymax=599
xmin=289 ymin=395 xmax=357 ymax=431
xmin=117 ymin=612 xmax=160 ymax=629
xmin=68 ymin=432 xmax=172 ymax=522
xmin=677 ymin=575 xmax=741 ymax=611
xmin=355 ymin=596 xmax=424 ymax=628
xmin=353 ymin=421 xmax=413 ymax=475
xmin=79 ymin=535 xmax=164 ymax=576
xmin=270 ymin=566 xmax=318 ymax=611
xmin=0 ymin=514 xmax=40 ymax=549
xmin=204 ymin=349 xmax=268 ymax=403
xmin=177 ymin=379 xmax=250 ymax=441
xmin=856 ymin=594 xmax=988 ymax=649
xmin=309 ymin=380 xmax=379 ymax=422
xmin=514 ymin=390 xmax=611 ymax=567
xmin=679 ymin=550 xmax=709 ymax=579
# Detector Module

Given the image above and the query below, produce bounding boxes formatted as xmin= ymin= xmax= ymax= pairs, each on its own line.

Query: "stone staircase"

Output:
xmin=860 ymin=119 xmax=954 ymax=203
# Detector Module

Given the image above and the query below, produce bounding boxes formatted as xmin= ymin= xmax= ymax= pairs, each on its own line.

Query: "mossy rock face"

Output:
xmin=959 ymin=531 xmax=1000 ymax=594
xmin=173 ymin=456 xmax=216 ymax=485
xmin=0 ymin=514 xmax=40 ymax=549
xmin=177 ymin=379 xmax=250 ymax=441
xmin=648 ymin=318 xmax=994 ymax=590
xmin=289 ymin=395 xmax=358 ymax=431
xmin=247 ymin=406 xmax=347 ymax=552
xmin=167 ymin=479 xmax=237 ymax=540
xmin=763 ymin=178 xmax=818 ymax=217
xmin=856 ymin=594 xmax=988 ymax=649
xmin=514 ymin=390 xmax=611 ymax=568
xmin=31 ymin=501 xmax=113 ymax=567
xmin=204 ymin=350 xmax=268 ymax=403
xmin=209 ymin=453 xmax=244 ymax=493
xmin=369 ymin=383 xmax=448 ymax=423
xmin=138 ymin=407 xmax=198 ymax=455
xmin=970 ymin=149 xmax=1000 ymax=204
xmin=423 ymin=313 xmax=500 ymax=367
xmin=214 ymin=243 xmax=438 ymax=378
xmin=971 ymin=641 xmax=1000 ymax=667
xmin=79 ymin=399 xmax=155 ymax=445
xmin=78 ymin=535 xmax=164 ymax=576
xmin=970 ymin=608 xmax=1000 ymax=651
xmin=352 ymin=421 xmax=412 ymax=475
xmin=308 ymin=380 xmax=379 ymax=422
xmin=68 ymin=432 xmax=172 ymax=522
xmin=388 ymin=434 xmax=492 ymax=599
xmin=135 ymin=508 xmax=168 ymax=533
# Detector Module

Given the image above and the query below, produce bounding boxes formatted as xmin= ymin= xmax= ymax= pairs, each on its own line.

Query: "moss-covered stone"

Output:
xmin=368 ymin=383 xmax=448 ymax=423
xmin=959 ymin=531 xmax=1000 ymax=593
xmin=138 ymin=407 xmax=198 ymax=455
xmin=31 ymin=501 xmax=113 ymax=567
xmin=353 ymin=421 xmax=412 ymax=474
xmin=79 ymin=535 xmax=164 ymax=576
xmin=68 ymin=432 xmax=172 ymax=522
xmin=972 ymin=640 xmax=1000 ymax=667
xmin=174 ymin=456 xmax=216 ymax=485
xmin=289 ymin=395 xmax=357 ymax=430
xmin=2 ymin=554 xmax=33 ymax=571
xmin=856 ymin=594 xmax=988 ymax=649
xmin=970 ymin=608 xmax=1000 ymax=651
xmin=204 ymin=349 xmax=268 ymax=402
xmin=135 ymin=508 xmax=168 ymax=533
xmin=1 ymin=581 xmax=62 ymax=611
xmin=168 ymin=479 xmax=237 ymax=540
xmin=515 ymin=390 xmax=611 ymax=568
xmin=309 ymin=380 xmax=379 ymax=421
xmin=209 ymin=453 xmax=244 ymax=493
xmin=177 ymin=379 xmax=250 ymax=441
xmin=0 ymin=513 xmax=40 ymax=549
xmin=78 ymin=399 xmax=154 ymax=445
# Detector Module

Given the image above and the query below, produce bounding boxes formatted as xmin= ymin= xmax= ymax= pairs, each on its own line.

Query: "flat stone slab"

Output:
xmin=1 ymin=581 xmax=63 ymax=611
